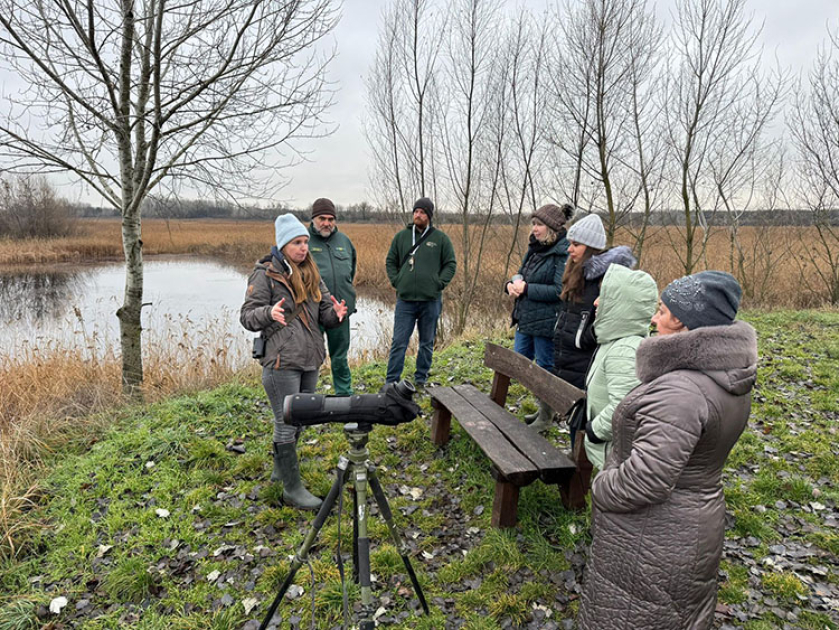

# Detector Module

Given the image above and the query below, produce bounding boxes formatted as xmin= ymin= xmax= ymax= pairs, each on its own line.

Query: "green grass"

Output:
xmin=0 ymin=310 xmax=838 ymax=628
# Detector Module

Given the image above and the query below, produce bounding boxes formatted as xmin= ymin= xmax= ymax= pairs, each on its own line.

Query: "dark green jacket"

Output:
xmin=385 ymin=225 xmax=457 ymax=301
xmin=510 ymin=236 xmax=568 ymax=338
xmin=308 ymin=224 xmax=357 ymax=315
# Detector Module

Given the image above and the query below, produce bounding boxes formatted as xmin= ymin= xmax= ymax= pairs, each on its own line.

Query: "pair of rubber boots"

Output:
xmin=271 ymin=442 xmax=322 ymax=510
xmin=524 ymin=399 xmax=553 ymax=433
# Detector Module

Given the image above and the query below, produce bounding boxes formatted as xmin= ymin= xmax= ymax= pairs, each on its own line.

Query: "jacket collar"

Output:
xmin=635 ymin=320 xmax=758 ymax=394
xmin=309 ymin=223 xmax=339 ymax=241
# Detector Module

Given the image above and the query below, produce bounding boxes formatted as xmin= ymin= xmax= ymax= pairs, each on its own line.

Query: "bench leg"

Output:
xmin=559 ymin=446 xmax=593 ymax=511
xmin=430 ymin=401 xmax=452 ymax=446
xmin=491 ymin=479 xmax=520 ymax=528
xmin=489 ymin=372 xmax=510 ymax=408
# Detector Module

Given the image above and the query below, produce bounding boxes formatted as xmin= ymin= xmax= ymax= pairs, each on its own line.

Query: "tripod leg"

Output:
xmin=367 ymin=466 xmax=430 ymax=615
xmin=351 ymin=485 xmax=359 ymax=583
xmin=352 ymin=464 xmax=376 ymax=630
xmin=258 ymin=458 xmax=351 ymax=630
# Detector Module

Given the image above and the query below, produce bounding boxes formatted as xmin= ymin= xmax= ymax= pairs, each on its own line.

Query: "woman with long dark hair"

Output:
xmin=551 ymin=214 xmax=636 ymax=417
xmin=240 ymin=214 xmax=347 ymax=510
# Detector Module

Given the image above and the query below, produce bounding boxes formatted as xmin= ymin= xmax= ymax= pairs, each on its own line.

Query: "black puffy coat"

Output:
xmin=509 ymin=235 xmax=569 ymax=338
xmin=553 ymin=246 xmax=636 ymax=388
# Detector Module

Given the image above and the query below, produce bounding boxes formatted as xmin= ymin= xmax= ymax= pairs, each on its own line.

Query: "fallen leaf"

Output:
xmin=49 ymin=597 xmax=68 ymax=614
xmin=242 ymin=597 xmax=259 ymax=615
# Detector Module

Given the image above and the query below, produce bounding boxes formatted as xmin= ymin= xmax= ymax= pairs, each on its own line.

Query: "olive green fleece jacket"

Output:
xmin=308 ymin=224 xmax=357 ymax=315
xmin=584 ymin=264 xmax=658 ymax=470
xmin=385 ymin=225 xmax=457 ymax=301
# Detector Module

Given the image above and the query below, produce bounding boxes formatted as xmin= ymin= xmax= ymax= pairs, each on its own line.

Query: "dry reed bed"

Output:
xmin=0 ymin=218 xmax=816 ymax=306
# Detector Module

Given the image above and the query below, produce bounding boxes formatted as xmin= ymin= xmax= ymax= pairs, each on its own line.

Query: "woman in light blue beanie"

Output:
xmin=240 ymin=213 xmax=348 ymax=510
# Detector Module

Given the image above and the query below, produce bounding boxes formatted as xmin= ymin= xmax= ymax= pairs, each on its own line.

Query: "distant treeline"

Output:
xmin=74 ymin=199 xmax=839 ymax=227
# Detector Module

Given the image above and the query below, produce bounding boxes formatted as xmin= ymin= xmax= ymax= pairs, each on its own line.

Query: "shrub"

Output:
xmin=0 ymin=176 xmax=77 ymax=239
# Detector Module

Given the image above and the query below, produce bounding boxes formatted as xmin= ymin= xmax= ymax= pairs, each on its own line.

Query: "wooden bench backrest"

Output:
xmin=484 ymin=342 xmax=584 ymax=414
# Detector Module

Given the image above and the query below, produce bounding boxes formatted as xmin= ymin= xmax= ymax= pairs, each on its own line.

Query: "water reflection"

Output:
xmin=0 ymin=270 xmax=85 ymax=322
xmin=0 ymin=258 xmax=396 ymax=365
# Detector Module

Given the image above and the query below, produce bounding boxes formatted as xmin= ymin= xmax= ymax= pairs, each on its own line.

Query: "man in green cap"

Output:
xmin=308 ymin=197 xmax=357 ymax=395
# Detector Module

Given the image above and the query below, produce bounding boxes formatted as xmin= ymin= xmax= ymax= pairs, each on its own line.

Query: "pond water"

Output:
xmin=0 ymin=258 xmax=394 ymax=366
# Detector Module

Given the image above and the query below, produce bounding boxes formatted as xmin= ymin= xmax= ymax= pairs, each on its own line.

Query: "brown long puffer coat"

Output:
xmin=579 ymin=321 xmax=758 ymax=630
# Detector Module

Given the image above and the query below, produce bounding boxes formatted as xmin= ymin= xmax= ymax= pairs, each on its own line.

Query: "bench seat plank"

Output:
xmin=454 ymin=384 xmax=576 ymax=484
xmin=429 ymin=387 xmax=538 ymax=487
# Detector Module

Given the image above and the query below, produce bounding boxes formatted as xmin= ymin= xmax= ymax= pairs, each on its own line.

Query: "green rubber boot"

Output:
xmin=272 ymin=442 xmax=322 ymax=510
xmin=528 ymin=400 xmax=554 ymax=433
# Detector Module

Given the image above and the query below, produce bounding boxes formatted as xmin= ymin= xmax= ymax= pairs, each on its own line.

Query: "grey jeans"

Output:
xmin=262 ymin=367 xmax=319 ymax=443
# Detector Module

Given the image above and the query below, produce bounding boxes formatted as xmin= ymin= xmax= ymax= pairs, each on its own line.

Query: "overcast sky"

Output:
xmin=2 ymin=0 xmax=837 ymax=208
xmin=279 ymin=0 xmax=839 ymax=210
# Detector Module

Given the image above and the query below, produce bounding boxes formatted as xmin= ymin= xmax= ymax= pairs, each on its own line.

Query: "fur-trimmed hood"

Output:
xmin=635 ymin=320 xmax=758 ymax=395
xmin=584 ymin=245 xmax=636 ymax=281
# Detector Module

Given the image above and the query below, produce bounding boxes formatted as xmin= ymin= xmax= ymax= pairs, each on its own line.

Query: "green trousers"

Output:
xmin=325 ymin=317 xmax=352 ymax=396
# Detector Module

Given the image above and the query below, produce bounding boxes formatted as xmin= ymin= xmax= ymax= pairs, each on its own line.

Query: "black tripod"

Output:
xmin=259 ymin=422 xmax=429 ymax=630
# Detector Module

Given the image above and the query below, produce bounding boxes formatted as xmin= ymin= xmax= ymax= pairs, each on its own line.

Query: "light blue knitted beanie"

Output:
xmin=274 ymin=214 xmax=308 ymax=250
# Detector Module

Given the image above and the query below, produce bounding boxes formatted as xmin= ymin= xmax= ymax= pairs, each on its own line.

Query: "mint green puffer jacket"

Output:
xmin=583 ymin=264 xmax=658 ymax=470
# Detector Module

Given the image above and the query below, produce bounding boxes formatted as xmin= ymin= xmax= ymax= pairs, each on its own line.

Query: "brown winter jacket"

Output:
xmin=240 ymin=254 xmax=341 ymax=370
xmin=579 ymin=320 xmax=758 ymax=630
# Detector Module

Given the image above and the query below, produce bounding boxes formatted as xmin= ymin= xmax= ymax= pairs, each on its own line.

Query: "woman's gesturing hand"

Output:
xmin=271 ymin=297 xmax=286 ymax=325
xmin=331 ymin=296 xmax=348 ymax=322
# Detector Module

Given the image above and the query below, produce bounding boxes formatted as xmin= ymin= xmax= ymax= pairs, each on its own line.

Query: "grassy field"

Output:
xmin=0 ymin=311 xmax=837 ymax=629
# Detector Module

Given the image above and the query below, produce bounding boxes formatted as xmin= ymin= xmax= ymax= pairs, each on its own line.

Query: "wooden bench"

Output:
xmin=429 ymin=343 xmax=589 ymax=528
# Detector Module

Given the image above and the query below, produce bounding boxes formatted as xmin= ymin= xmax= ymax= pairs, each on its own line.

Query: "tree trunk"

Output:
xmin=118 ymin=210 xmax=144 ymax=398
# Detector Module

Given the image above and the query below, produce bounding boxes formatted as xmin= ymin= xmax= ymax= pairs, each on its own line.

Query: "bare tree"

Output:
xmin=493 ymin=12 xmax=551 ymax=276
xmin=789 ymin=27 xmax=839 ymax=305
xmin=0 ymin=175 xmax=75 ymax=238
xmin=0 ymin=0 xmax=337 ymax=394
xmin=544 ymin=0 xmax=663 ymax=252
xmin=664 ymin=0 xmax=771 ymax=274
xmin=365 ymin=0 xmax=446 ymax=219
xmin=439 ymin=0 xmax=505 ymax=333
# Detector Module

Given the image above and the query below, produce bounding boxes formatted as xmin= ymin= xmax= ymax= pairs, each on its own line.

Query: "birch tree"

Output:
xmin=0 ymin=0 xmax=337 ymax=395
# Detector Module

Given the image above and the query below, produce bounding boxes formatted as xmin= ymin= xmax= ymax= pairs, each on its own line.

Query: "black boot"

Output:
xmin=272 ymin=442 xmax=322 ymax=510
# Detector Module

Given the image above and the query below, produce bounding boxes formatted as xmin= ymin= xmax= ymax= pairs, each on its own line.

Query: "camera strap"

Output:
xmin=400 ymin=226 xmax=436 ymax=268
xmin=261 ymin=302 xmax=305 ymax=342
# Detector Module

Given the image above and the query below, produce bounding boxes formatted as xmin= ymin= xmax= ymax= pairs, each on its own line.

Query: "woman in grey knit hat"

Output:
xmin=579 ymin=270 xmax=758 ymax=630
